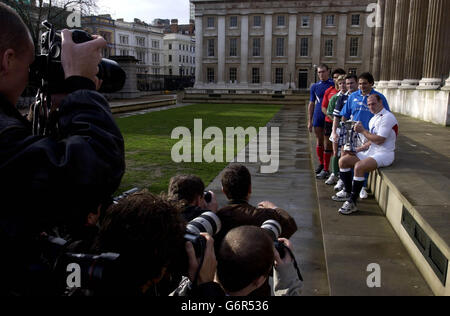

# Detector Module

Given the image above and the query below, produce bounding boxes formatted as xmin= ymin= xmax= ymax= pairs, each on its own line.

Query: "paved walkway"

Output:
xmin=206 ymin=104 xmax=330 ymax=296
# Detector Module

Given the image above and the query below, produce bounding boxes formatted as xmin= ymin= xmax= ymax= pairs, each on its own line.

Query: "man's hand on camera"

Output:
xmin=185 ymin=233 xmax=217 ymax=285
xmin=205 ymin=191 xmax=219 ymax=212
xmin=258 ymin=201 xmax=278 ymax=209
xmin=274 ymin=238 xmax=293 ymax=267
xmin=61 ymin=29 xmax=106 ymax=84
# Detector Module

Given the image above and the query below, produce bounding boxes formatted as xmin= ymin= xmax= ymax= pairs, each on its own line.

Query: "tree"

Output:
xmin=1 ymin=0 xmax=98 ymax=52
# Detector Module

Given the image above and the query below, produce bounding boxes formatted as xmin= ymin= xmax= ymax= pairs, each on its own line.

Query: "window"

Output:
xmin=152 ymin=53 xmax=159 ymax=64
xmin=207 ymin=39 xmax=215 ymax=57
xmin=300 ymin=38 xmax=309 ymax=57
xmin=169 ymin=68 xmax=172 ymax=75
xmin=207 ymin=17 xmax=215 ymax=28
xmin=253 ymin=38 xmax=261 ymax=57
xmin=326 ymin=15 xmax=335 ymax=26
xmin=152 ymin=40 xmax=159 ymax=49
xmin=169 ymin=43 xmax=172 ymax=50
xmin=351 ymin=14 xmax=360 ymax=26
xmin=230 ymin=16 xmax=238 ymax=28
xmin=179 ymin=44 xmax=182 ymax=50
xmin=253 ymin=15 xmax=262 ymax=27
xmin=119 ymin=35 xmax=128 ymax=45
xmin=229 ymin=38 xmax=237 ymax=57
xmin=229 ymin=67 xmax=237 ymax=82
xmin=275 ymin=68 xmax=283 ymax=84
xmin=277 ymin=15 xmax=285 ymax=26
xmin=137 ymin=51 xmax=145 ymax=63
xmin=301 ymin=16 xmax=310 ymax=27
xmin=207 ymin=67 xmax=215 ymax=83
xmin=136 ymin=36 xmax=145 ymax=47
xmin=252 ymin=68 xmax=260 ymax=84
xmin=350 ymin=37 xmax=359 ymax=57
xmin=324 ymin=39 xmax=334 ymax=57
xmin=179 ymin=55 xmax=182 ymax=62
xmin=169 ymin=55 xmax=172 ymax=62
xmin=348 ymin=68 xmax=357 ymax=75
xmin=276 ymin=37 xmax=285 ymax=57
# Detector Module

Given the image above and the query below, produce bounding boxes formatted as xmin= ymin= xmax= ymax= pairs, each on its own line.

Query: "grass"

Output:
xmin=115 ymin=103 xmax=282 ymax=195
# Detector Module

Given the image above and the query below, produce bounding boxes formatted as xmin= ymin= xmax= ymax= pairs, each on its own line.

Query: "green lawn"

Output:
xmin=115 ymin=103 xmax=282 ymax=195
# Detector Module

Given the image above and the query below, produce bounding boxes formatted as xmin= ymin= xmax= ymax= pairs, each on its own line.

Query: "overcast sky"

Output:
xmin=95 ymin=0 xmax=191 ymax=24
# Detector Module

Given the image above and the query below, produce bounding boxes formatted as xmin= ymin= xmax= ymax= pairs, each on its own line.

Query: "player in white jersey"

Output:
xmin=332 ymin=94 xmax=399 ymax=215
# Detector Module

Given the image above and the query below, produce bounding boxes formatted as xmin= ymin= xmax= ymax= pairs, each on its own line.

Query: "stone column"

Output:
xmin=336 ymin=14 xmax=347 ymax=69
xmin=418 ymin=0 xmax=450 ymax=90
xmin=378 ymin=0 xmax=396 ymax=87
xmin=311 ymin=14 xmax=322 ymax=72
xmin=194 ymin=16 xmax=204 ymax=88
xmin=217 ymin=15 xmax=226 ymax=86
xmin=240 ymin=15 xmax=249 ymax=86
xmin=287 ymin=13 xmax=297 ymax=89
xmin=372 ymin=0 xmax=385 ymax=83
xmin=388 ymin=0 xmax=410 ymax=88
xmin=362 ymin=13 xmax=374 ymax=73
xmin=263 ymin=13 xmax=273 ymax=87
xmin=401 ymin=0 xmax=429 ymax=88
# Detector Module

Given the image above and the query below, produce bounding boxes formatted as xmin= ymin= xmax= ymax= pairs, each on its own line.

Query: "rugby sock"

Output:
xmin=332 ymin=156 xmax=340 ymax=176
xmin=351 ymin=177 xmax=366 ymax=204
xmin=324 ymin=151 xmax=332 ymax=172
xmin=316 ymin=146 xmax=324 ymax=165
xmin=340 ymin=169 xmax=352 ymax=193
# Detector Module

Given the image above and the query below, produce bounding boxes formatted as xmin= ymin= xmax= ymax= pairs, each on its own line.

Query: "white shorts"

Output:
xmin=356 ymin=150 xmax=394 ymax=168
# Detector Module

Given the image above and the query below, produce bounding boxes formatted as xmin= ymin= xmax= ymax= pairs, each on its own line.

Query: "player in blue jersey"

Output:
xmin=308 ymin=64 xmax=335 ymax=174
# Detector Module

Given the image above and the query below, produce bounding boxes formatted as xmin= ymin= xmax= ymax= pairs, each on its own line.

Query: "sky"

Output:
xmin=95 ymin=0 xmax=191 ymax=24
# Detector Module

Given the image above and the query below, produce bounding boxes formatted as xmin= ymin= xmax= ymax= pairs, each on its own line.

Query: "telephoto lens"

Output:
xmin=184 ymin=212 xmax=221 ymax=258
xmin=261 ymin=219 xmax=286 ymax=258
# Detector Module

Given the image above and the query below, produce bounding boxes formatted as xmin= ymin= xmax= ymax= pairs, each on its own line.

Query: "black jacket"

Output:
xmin=0 ymin=78 xmax=125 ymax=295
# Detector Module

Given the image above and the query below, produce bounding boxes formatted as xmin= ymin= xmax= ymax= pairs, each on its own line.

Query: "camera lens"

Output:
xmin=261 ymin=219 xmax=282 ymax=241
xmin=186 ymin=211 xmax=221 ymax=236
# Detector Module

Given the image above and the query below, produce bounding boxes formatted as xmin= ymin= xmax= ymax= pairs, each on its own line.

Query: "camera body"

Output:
xmin=29 ymin=21 xmax=126 ymax=94
xmin=204 ymin=191 xmax=212 ymax=204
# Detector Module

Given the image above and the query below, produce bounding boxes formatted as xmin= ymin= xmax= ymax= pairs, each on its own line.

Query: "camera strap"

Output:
xmin=282 ymin=244 xmax=303 ymax=282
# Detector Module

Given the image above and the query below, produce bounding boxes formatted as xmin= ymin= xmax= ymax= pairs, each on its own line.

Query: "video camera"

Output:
xmin=30 ymin=21 xmax=126 ymax=94
xmin=29 ymin=21 xmax=126 ymax=136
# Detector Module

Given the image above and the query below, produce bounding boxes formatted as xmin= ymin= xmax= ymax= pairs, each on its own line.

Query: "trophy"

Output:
xmin=340 ymin=121 xmax=358 ymax=153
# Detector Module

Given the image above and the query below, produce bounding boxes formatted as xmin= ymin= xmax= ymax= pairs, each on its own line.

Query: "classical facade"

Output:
xmin=114 ymin=19 xmax=165 ymax=75
xmin=192 ymin=0 xmax=374 ymax=91
xmin=372 ymin=0 xmax=450 ymax=125
xmin=163 ymin=33 xmax=196 ymax=76
xmin=82 ymin=15 xmax=116 ymax=58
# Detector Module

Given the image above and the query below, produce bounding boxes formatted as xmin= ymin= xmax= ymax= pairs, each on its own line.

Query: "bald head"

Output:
xmin=0 ymin=3 xmax=33 ymax=57
xmin=217 ymin=226 xmax=274 ymax=293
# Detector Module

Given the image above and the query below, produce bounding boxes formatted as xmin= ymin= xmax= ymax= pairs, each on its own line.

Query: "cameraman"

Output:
xmin=0 ymin=3 xmax=125 ymax=295
xmin=217 ymin=226 xmax=302 ymax=296
xmin=91 ymin=191 xmax=223 ymax=296
xmin=168 ymin=174 xmax=219 ymax=221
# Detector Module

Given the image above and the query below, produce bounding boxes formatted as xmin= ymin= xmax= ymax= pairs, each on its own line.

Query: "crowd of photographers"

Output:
xmin=0 ymin=3 xmax=300 ymax=296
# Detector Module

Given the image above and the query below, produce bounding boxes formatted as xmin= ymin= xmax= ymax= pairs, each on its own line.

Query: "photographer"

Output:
xmin=91 ymin=191 xmax=223 ymax=296
xmin=168 ymin=174 xmax=219 ymax=221
xmin=0 ymin=3 xmax=125 ymax=295
xmin=217 ymin=226 xmax=302 ymax=296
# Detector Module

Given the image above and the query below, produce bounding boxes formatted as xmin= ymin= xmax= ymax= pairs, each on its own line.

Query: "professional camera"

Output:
xmin=30 ymin=21 xmax=126 ymax=94
xmin=113 ymin=187 xmax=139 ymax=204
xmin=204 ymin=191 xmax=212 ymax=204
xmin=261 ymin=219 xmax=286 ymax=258
xmin=184 ymin=211 xmax=221 ymax=259
xmin=53 ymin=251 xmax=121 ymax=296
